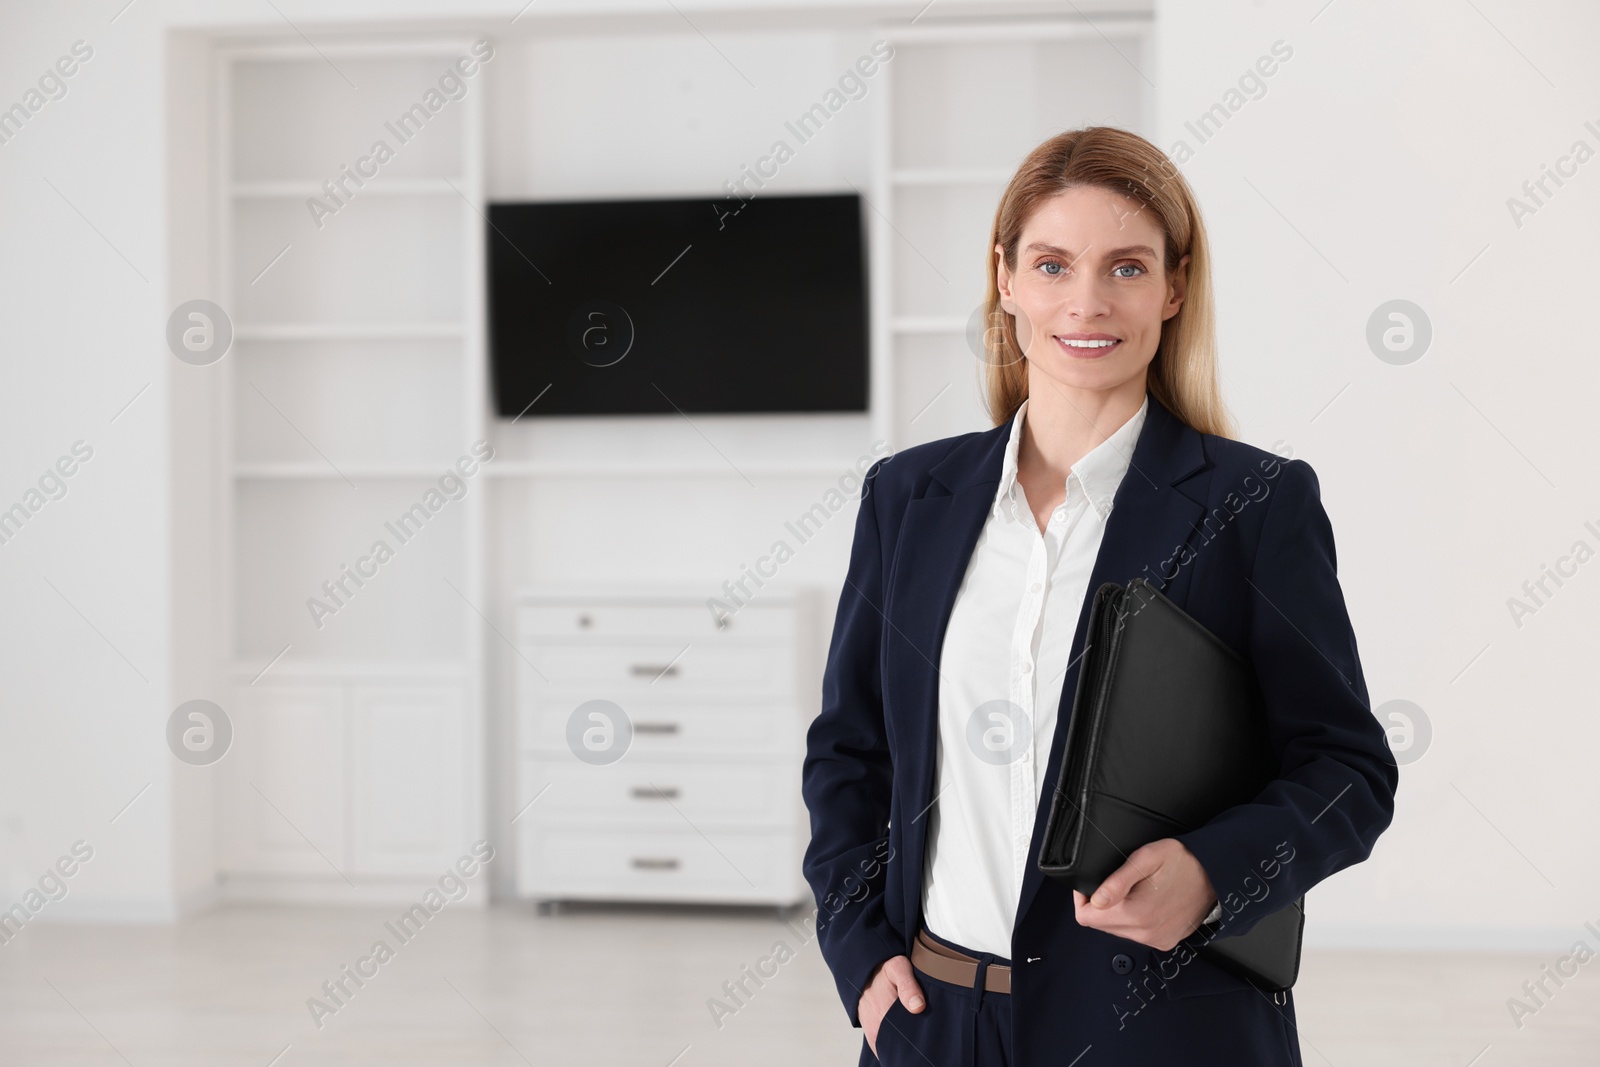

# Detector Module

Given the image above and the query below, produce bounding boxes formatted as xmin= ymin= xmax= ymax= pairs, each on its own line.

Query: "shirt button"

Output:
xmin=1111 ymin=953 xmax=1134 ymax=975
xmin=1020 ymin=662 xmax=1033 ymax=675
xmin=1029 ymin=582 xmax=1042 ymax=593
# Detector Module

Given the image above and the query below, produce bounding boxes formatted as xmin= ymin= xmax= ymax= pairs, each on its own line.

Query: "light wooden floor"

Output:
xmin=0 ymin=903 xmax=1594 ymax=1065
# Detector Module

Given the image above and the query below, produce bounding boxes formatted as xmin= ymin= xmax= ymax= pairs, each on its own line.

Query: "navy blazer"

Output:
xmin=801 ymin=391 xmax=1398 ymax=1066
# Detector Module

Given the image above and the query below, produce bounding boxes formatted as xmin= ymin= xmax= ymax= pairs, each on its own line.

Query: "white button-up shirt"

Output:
xmin=920 ymin=395 xmax=1149 ymax=957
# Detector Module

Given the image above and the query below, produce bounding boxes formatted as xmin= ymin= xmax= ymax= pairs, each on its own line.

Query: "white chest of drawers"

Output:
xmin=512 ymin=586 xmax=818 ymax=907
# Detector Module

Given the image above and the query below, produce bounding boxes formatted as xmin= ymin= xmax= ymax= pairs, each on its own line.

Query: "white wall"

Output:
xmin=1154 ymin=0 xmax=1600 ymax=948
xmin=0 ymin=4 xmax=175 ymax=920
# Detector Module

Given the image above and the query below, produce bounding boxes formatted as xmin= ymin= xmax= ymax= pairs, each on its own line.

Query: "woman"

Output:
xmin=800 ymin=127 xmax=1398 ymax=1067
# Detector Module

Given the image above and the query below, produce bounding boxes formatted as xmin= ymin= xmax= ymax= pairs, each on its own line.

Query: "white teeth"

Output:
xmin=1058 ymin=338 xmax=1118 ymax=348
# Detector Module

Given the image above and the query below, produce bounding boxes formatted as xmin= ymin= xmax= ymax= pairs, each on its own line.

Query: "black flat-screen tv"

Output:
xmin=486 ymin=193 xmax=868 ymax=417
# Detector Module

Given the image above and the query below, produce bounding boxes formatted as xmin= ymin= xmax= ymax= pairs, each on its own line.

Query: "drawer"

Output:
xmin=517 ymin=601 xmax=794 ymax=641
xmin=518 ymin=757 xmax=798 ymax=826
xmin=521 ymin=696 xmax=802 ymax=756
xmin=518 ymin=825 xmax=801 ymax=903
xmin=517 ymin=642 xmax=794 ymax=694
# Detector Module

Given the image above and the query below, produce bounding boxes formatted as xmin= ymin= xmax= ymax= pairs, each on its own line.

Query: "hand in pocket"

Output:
xmin=858 ymin=955 xmax=926 ymax=1057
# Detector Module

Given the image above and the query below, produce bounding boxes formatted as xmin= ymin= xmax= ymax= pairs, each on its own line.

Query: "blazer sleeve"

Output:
xmin=1174 ymin=457 xmax=1399 ymax=939
xmin=801 ymin=457 xmax=907 ymax=1026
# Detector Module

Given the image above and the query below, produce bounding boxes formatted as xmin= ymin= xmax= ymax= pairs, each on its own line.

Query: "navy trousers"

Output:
xmin=862 ymin=928 xmax=1013 ymax=1067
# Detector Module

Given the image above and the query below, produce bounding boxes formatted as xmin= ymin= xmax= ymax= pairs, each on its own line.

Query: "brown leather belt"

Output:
xmin=909 ymin=927 xmax=1012 ymax=994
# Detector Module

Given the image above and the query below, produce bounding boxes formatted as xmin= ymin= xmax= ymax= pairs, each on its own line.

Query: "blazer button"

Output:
xmin=1111 ymin=953 xmax=1134 ymax=975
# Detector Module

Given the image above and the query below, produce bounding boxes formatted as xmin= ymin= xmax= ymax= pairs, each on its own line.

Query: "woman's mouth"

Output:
xmin=1054 ymin=334 xmax=1122 ymax=359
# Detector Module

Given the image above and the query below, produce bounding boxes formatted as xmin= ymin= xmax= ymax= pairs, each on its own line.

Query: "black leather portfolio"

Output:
xmin=1037 ymin=577 xmax=1304 ymax=993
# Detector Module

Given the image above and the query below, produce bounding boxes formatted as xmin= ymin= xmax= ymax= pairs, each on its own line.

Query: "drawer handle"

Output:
xmin=634 ymin=721 xmax=680 ymax=735
xmin=630 ymin=664 xmax=680 ymax=679
xmin=631 ymin=856 xmax=680 ymax=871
xmin=631 ymin=785 xmax=680 ymax=800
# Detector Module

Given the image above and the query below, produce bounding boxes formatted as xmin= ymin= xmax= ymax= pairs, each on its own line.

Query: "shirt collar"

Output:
xmin=994 ymin=394 xmax=1149 ymax=524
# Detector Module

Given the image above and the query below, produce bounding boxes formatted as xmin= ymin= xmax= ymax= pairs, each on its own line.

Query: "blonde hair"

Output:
xmin=978 ymin=126 xmax=1234 ymax=438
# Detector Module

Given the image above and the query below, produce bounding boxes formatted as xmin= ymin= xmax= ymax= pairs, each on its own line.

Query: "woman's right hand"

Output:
xmin=859 ymin=955 xmax=926 ymax=1057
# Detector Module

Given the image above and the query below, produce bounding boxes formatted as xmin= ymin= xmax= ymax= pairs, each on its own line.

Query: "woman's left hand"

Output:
xmin=1071 ymin=838 xmax=1218 ymax=952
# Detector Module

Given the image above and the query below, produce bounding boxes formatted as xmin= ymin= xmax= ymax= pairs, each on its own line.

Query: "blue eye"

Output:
xmin=1039 ymin=261 xmax=1064 ymax=276
xmin=1113 ymin=263 xmax=1145 ymax=278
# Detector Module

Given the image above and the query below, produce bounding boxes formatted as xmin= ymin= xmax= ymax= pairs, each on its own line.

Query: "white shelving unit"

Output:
xmin=212 ymin=42 xmax=488 ymax=902
xmin=871 ymin=18 xmax=1153 ymax=449
xmin=189 ymin=18 xmax=1151 ymax=908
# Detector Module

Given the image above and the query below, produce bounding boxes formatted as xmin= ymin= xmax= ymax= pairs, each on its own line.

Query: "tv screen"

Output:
xmin=486 ymin=193 xmax=868 ymax=417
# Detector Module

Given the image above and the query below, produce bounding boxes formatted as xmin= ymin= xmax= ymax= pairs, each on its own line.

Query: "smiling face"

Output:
xmin=995 ymin=184 xmax=1189 ymax=398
